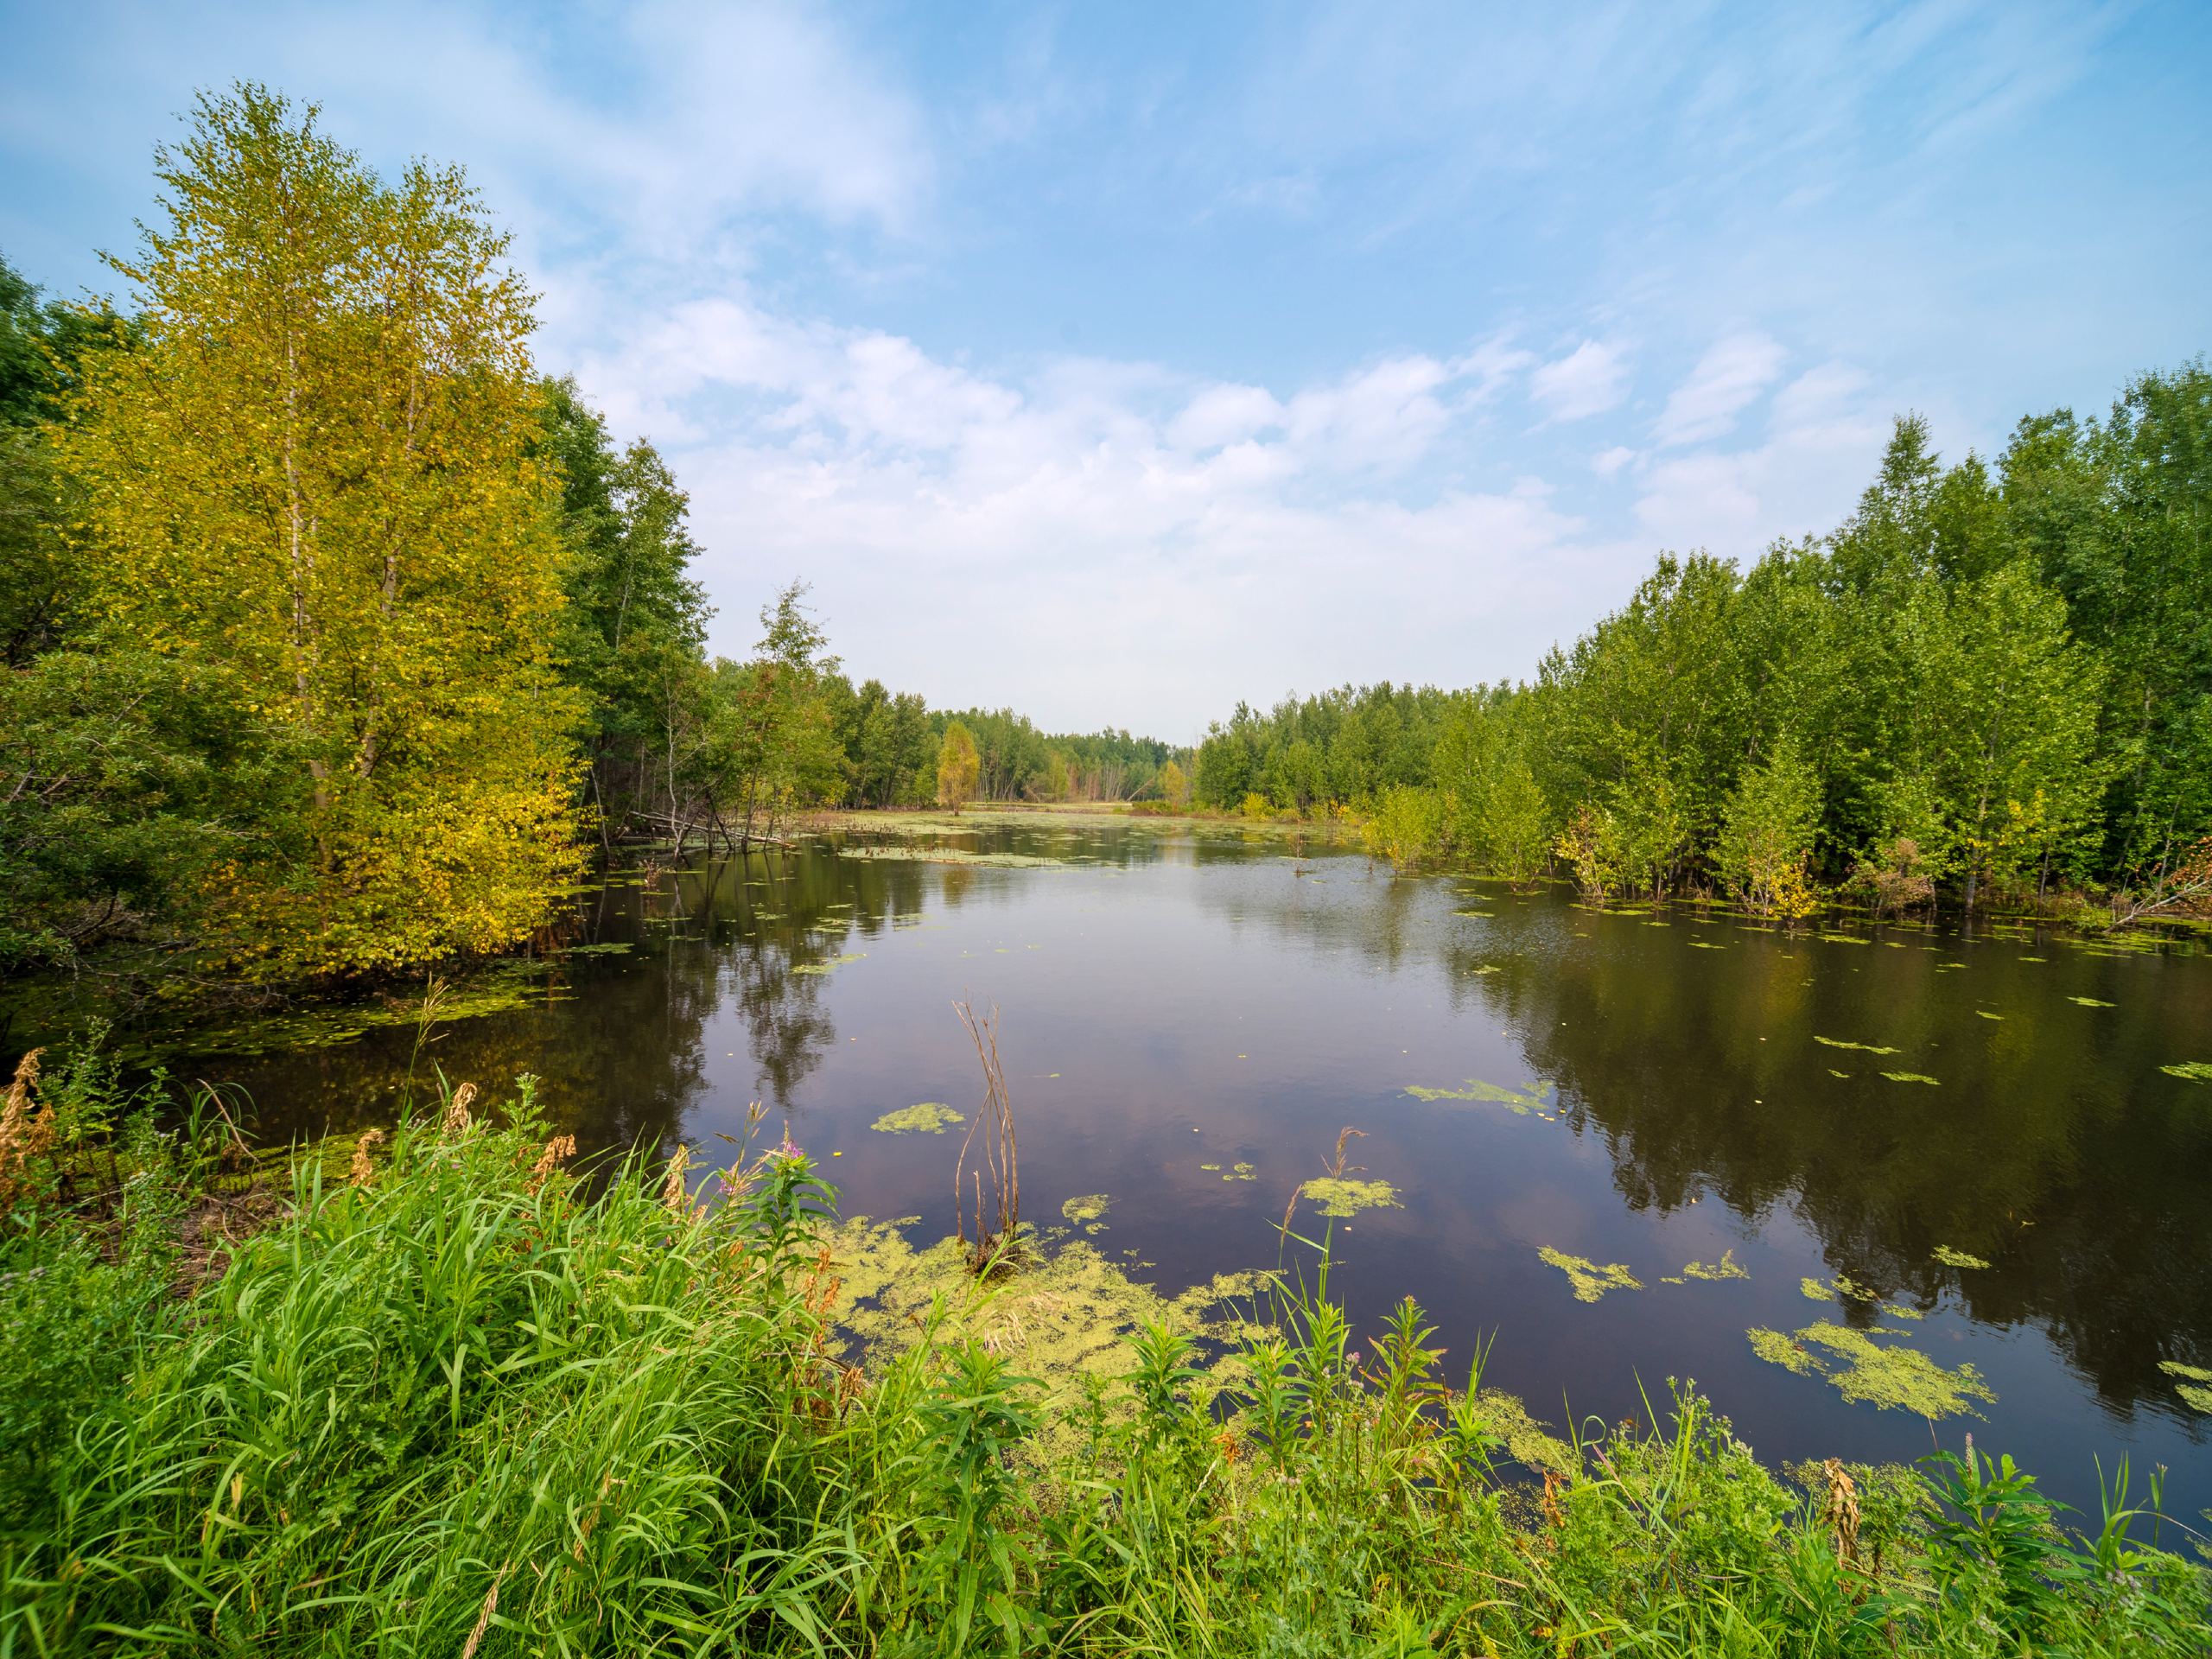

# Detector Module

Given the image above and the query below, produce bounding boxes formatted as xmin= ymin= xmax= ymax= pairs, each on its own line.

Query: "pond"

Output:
xmin=160 ymin=811 xmax=2212 ymax=1518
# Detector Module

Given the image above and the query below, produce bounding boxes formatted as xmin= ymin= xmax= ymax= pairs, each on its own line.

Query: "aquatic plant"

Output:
xmin=2158 ymin=1360 xmax=2212 ymax=1414
xmin=1882 ymin=1071 xmax=1941 ymax=1084
xmin=1298 ymin=1177 xmax=1401 ymax=1217
xmin=1679 ymin=1249 xmax=1749 ymax=1281
xmin=1060 ymin=1193 xmax=1110 ymax=1225
xmin=1813 ymin=1034 xmax=1902 ymax=1054
xmin=1403 ymin=1077 xmax=1554 ymax=1114
xmin=2162 ymin=1061 xmax=2212 ymax=1082
xmin=2068 ymin=995 xmax=2116 ymax=1007
xmin=1747 ymin=1321 xmax=1995 ymax=1418
xmin=1538 ymin=1246 xmax=1642 ymax=1302
xmin=1801 ymin=1276 xmax=1836 ymax=1301
xmin=1932 ymin=1245 xmax=1993 ymax=1269
xmin=873 ymin=1103 xmax=964 ymax=1135
xmin=791 ymin=951 xmax=867 ymax=975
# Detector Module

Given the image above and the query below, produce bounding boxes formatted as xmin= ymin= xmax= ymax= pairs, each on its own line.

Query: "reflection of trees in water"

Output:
xmin=1193 ymin=867 xmax=2212 ymax=1418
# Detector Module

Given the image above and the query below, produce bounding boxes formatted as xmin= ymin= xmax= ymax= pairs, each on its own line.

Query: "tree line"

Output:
xmin=1195 ymin=367 xmax=2211 ymax=918
xmin=0 ymin=86 xmax=1180 ymax=995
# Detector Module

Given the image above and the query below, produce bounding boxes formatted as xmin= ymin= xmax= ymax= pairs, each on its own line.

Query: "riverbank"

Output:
xmin=3 ymin=1058 xmax=2202 ymax=1656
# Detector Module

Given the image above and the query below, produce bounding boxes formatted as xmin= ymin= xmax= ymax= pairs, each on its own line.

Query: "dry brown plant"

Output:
xmin=0 ymin=1050 xmax=54 ymax=1208
xmin=440 ymin=1081 xmax=479 ymax=1137
xmin=349 ymin=1128 xmax=386 ymax=1186
xmin=952 ymin=1000 xmax=1020 ymax=1273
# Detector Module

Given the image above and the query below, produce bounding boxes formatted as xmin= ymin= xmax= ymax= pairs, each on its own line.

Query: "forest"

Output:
xmin=1193 ymin=370 xmax=2211 ymax=921
xmin=0 ymin=88 xmax=1180 ymax=997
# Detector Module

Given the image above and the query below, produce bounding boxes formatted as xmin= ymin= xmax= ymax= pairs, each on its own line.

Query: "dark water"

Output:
xmin=162 ymin=815 xmax=2212 ymax=1521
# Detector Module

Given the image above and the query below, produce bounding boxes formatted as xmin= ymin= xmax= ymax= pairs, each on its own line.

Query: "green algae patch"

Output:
xmin=1539 ymin=1247 xmax=1642 ymax=1303
xmin=1881 ymin=1071 xmax=1940 ymax=1085
xmin=2068 ymin=995 xmax=2116 ymax=1007
xmin=1405 ymin=1077 xmax=1555 ymax=1115
xmin=791 ymin=952 xmax=866 ymax=976
xmin=1300 ymin=1178 xmax=1402 ymax=1218
xmin=1227 ymin=1162 xmax=1256 ymax=1181
xmin=1198 ymin=1163 xmax=1223 ymax=1173
xmin=1800 ymin=1277 xmax=1835 ymax=1302
xmin=1060 ymin=1193 xmax=1110 ymax=1226
xmin=1680 ymin=1250 xmax=1749 ymax=1282
xmin=2162 ymin=1062 xmax=2212 ymax=1082
xmin=1746 ymin=1327 xmax=1821 ymax=1376
xmin=1748 ymin=1322 xmax=1993 ymax=1418
xmin=823 ymin=1217 xmax=1265 ymax=1458
xmin=1814 ymin=1035 xmax=1901 ymax=1055
xmin=1883 ymin=1303 xmax=1927 ymax=1321
xmin=2159 ymin=1363 xmax=2212 ymax=1414
xmin=1975 ymin=1009 xmax=2005 ymax=1020
xmin=1453 ymin=907 xmax=1496 ymax=918
xmin=1471 ymin=1391 xmax=1576 ymax=1478
xmin=871 ymin=1103 xmax=963 ymax=1135
xmin=1932 ymin=1245 xmax=1992 ymax=1269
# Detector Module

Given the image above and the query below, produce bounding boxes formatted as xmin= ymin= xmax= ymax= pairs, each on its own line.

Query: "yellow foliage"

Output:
xmin=59 ymin=87 xmax=582 ymax=978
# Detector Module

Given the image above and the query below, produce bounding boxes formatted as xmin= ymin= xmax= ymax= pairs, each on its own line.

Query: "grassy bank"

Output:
xmin=1 ymin=1061 xmax=2204 ymax=1656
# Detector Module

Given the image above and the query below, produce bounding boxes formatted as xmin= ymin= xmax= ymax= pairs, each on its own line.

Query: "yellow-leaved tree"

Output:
xmin=937 ymin=721 xmax=981 ymax=813
xmin=60 ymin=86 xmax=582 ymax=978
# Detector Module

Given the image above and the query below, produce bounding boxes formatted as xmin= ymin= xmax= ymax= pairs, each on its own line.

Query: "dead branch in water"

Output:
xmin=952 ymin=1000 xmax=1020 ymax=1274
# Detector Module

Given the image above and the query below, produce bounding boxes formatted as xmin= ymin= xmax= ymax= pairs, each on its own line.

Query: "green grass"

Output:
xmin=1 ymin=1064 xmax=2205 ymax=1656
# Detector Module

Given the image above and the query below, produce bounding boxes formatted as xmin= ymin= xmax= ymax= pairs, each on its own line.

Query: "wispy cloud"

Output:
xmin=1653 ymin=332 xmax=1787 ymax=448
xmin=1530 ymin=340 xmax=1630 ymax=423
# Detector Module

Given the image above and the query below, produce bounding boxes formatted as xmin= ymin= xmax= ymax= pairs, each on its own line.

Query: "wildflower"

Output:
xmin=349 ymin=1128 xmax=385 ymax=1185
xmin=441 ymin=1081 xmax=478 ymax=1137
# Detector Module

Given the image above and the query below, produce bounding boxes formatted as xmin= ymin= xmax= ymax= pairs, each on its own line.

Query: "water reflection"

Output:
xmin=152 ymin=815 xmax=2210 ymax=1514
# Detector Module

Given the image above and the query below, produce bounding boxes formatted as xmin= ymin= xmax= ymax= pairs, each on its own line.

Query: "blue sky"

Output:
xmin=3 ymin=2 xmax=2207 ymax=736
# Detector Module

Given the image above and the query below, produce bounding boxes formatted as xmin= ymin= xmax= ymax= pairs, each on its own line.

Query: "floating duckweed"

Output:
xmin=1801 ymin=1277 xmax=1836 ymax=1302
xmin=1975 ymin=1010 xmax=2005 ymax=1020
xmin=557 ymin=941 xmax=633 ymax=957
xmin=791 ymin=952 xmax=867 ymax=976
xmin=1932 ymin=1245 xmax=1992 ymax=1269
xmin=1198 ymin=1163 xmax=1223 ymax=1173
xmin=1681 ymin=1249 xmax=1749 ymax=1282
xmin=1300 ymin=1178 xmax=1402 ymax=1218
xmin=1881 ymin=1071 xmax=1940 ymax=1085
xmin=2178 ymin=1383 xmax=2212 ymax=1414
xmin=1060 ymin=1193 xmax=1110 ymax=1225
xmin=1689 ymin=941 xmax=1725 ymax=950
xmin=1827 ymin=1069 xmax=1852 ymax=1079
xmin=1539 ymin=1247 xmax=1643 ymax=1303
xmin=824 ymin=1217 xmax=1262 ymax=1457
xmin=2161 ymin=1062 xmax=2212 ymax=1082
xmin=1746 ymin=1327 xmax=1821 ymax=1376
xmin=1453 ymin=908 xmax=1495 ymax=918
xmin=2068 ymin=996 xmax=2116 ymax=1007
xmin=1816 ymin=934 xmax=1872 ymax=945
xmin=1747 ymin=1321 xmax=1994 ymax=1418
xmin=1883 ymin=1303 xmax=1926 ymax=1321
xmin=1405 ymin=1077 xmax=1555 ymax=1115
xmin=1814 ymin=1035 xmax=1901 ymax=1055
xmin=2159 ymin=1359 xmax=2212 ymax=1383
xmin=1661 ymin=1275 xmax=1687 ymax=1285
xmin=1228 ymin=1162 xmax=1256 ymax=1181
xmin=871 ymin=1103 xmax=964 ymax=1135
xmin=1831 ymin=1273 xmax=1879 ymax=1301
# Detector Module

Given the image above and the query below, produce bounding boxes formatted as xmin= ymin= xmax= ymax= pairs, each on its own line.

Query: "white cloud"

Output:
xmin=578 ymin=292 xmax=1630 ymax=731
xmin=1529 ymin=340 xmax=1629 ymax=422
xmin=1652 ymin=331 xmax=1786 ymax=447
xmin=1592 ymin=445 xmax=1637 ymax=477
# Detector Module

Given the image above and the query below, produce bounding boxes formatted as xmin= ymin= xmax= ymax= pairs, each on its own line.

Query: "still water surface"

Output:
xmin=189 ymin=815 xmax=2212 ymax=1518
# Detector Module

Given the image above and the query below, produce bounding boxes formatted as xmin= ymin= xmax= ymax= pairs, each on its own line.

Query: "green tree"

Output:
xmin=1715 ymin=734 xmax=1822 ymax=918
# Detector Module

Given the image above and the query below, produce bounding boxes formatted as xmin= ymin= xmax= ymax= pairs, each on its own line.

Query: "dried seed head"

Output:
xmin=441 ymin=1082 xmax=479 ymax=1137
xmin=662 ymin=1145 xmax=691 ymax=1217
xmin=350 ymin=1128 xmax=386 ymax=1186
xmin=529 ymin=1134 xmax=577 ymax=1190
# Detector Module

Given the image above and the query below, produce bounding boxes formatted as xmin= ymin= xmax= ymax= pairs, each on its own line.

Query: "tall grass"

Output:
xmin=1 ymin=1063 xmax=2204 ymax=1656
